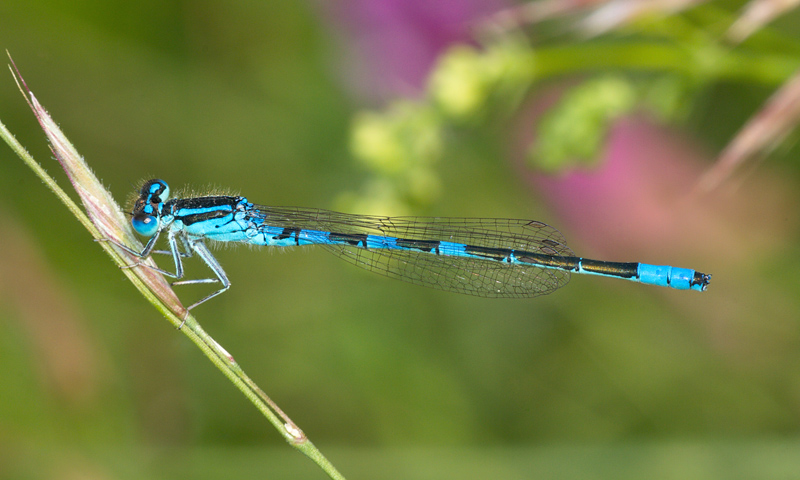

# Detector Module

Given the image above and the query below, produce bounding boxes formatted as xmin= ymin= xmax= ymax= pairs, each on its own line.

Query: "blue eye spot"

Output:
xmin=132 ymin=214 xmax=159 ymax=237
xmin=141 ymin=179 xmax=170 ymax=204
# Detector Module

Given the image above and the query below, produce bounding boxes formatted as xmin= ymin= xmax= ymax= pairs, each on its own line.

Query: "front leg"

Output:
xmin=97 ymin=230 xmax=179 ymax=277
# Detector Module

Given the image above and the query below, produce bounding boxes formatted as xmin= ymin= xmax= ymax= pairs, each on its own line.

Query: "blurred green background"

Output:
xmin=2 ymin=1 xmax=800 ymax=479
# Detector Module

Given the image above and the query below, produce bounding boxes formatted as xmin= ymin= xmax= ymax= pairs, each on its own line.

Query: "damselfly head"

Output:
xmin=131 ymin=179 xmax=170 ymax=237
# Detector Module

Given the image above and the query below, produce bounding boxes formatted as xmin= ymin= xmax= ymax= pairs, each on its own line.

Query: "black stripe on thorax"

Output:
xmin=170 ymin=196 xmax=241 ymax=226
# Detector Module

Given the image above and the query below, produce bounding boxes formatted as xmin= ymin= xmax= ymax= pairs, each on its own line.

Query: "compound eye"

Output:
xmin=132 ymin=213 xmax=159 ymax=237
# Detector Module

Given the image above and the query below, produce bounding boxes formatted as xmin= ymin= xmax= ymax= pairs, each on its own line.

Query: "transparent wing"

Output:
xmin=250 ymin=205 xmax=575 ymax=298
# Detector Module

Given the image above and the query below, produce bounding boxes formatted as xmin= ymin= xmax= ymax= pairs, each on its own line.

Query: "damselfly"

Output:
xmin=111 ymin=179 xmax=711 ymax=312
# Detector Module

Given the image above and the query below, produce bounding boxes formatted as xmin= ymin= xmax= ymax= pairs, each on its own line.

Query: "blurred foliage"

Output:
xmin=346 ymin=102 xmax=443 ymax=215
xmin=2 ymin=1 xmax=800 ymax=479
xmin=343 ymin=2 xmax=800 ymax=211
xmin=531 ymin=75 xmax=638 ymax=171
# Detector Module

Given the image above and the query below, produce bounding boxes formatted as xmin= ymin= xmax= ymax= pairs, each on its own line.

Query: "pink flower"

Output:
xmin=325 ymin=0 xmax=506 ymax=100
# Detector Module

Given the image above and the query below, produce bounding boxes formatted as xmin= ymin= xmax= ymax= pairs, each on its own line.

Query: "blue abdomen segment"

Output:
xmin=637 ymin=264 xmax=709 ymax=291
